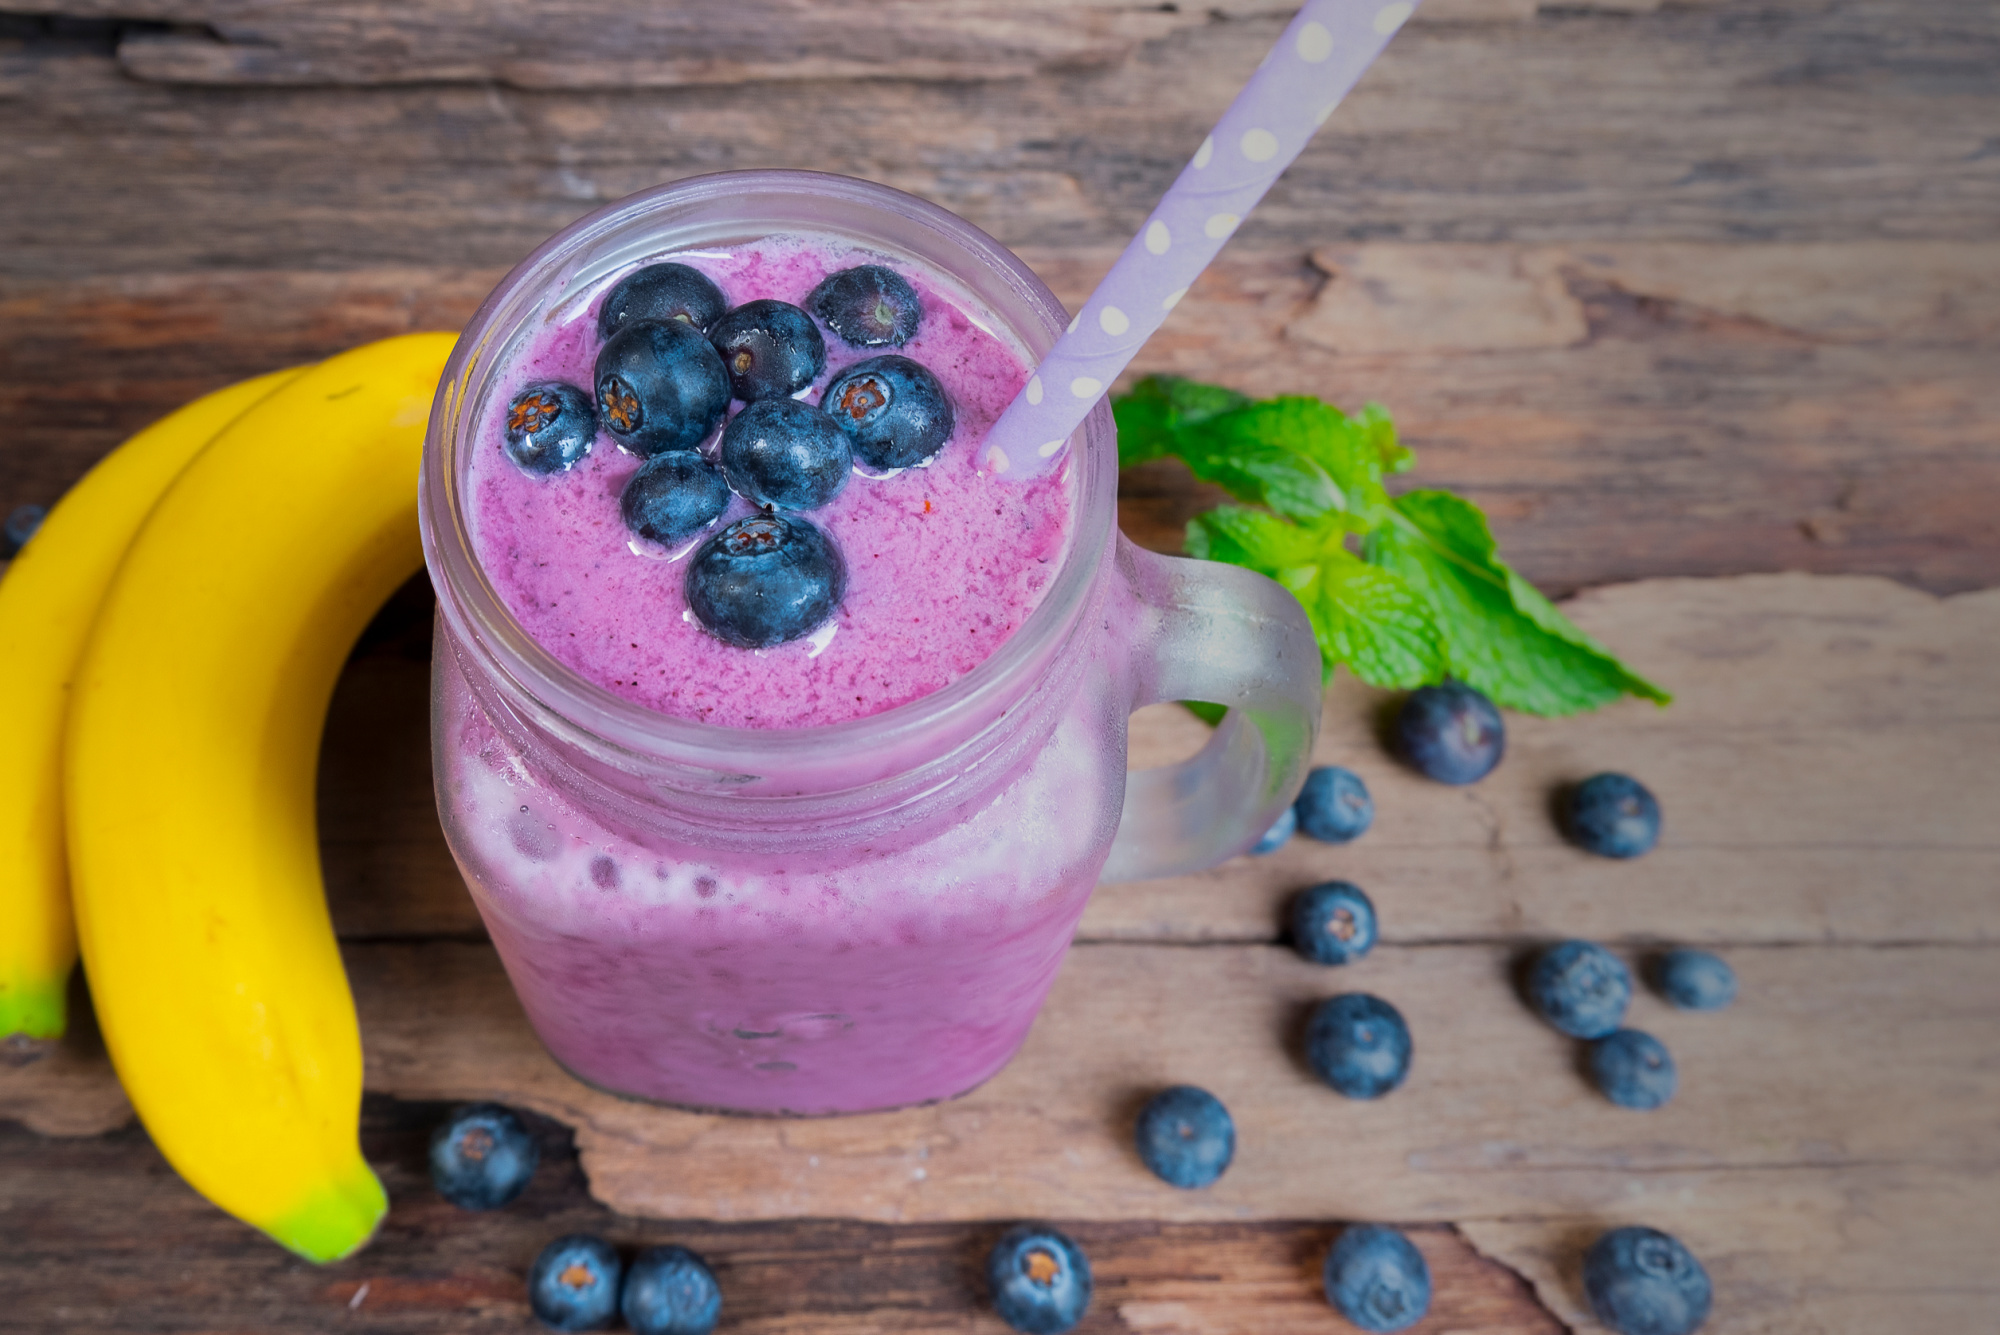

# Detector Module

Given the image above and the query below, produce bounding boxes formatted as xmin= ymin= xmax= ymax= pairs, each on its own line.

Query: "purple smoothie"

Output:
xmin=467 ymin=235 xmax=1072 ymax=729
xmin=438 ymin=224 xmax=1122 ymax=1113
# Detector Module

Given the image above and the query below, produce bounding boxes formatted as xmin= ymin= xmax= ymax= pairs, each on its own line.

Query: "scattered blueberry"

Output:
xmin=1526 ymin=940 xmax=1632 ymax=1039
xmin=528 ymin=1234 xmax=622 ymax=1332
xmin=1290 ymin=881 xmax=1378 ymax=967
xmin=1652 ymin=949 xmax=1736 ymax=1012
xmin=1589 ymin=1028 xmax=1678 ymax=1110
xmin=429 ymin=1102 xmax=540 ymax=1210
xmin=1250 ymin=805 xmax=1296 ymax=855
xmin=621 ymin=1244 xmax=722 ymax=1335
xmin=821 ymin=355 xmax=955 ymax=470
xmin=1305 ymin=993 xmax=1412 ymax=1099
xmin=1584 ymin=1226 xmax=1713 ymax=1335
xmin=595 ymin=319 xmax=731 ymax=457
xmin=1394 ymin=682 xmax=1505 ymax=785
xmin=503 ymin=382 xmax=597 ymax=475
xmin=685 ymin=514 xmax=845 ymax=649
xmin=1322 ymin=1225 xmax=1433 ymax=1333
xmin=598 ymin=262 xmax=728 ymax=338
xmin=708 ymin=299 xmax=826 ymax=402
xmin=3 ymin=503 xmax=47 ymax=559
xmin=620 ymin=451 xmax=730 ymax=547
xmin=987 ymin=1224 xmax=1092 ymax=1334
xmin=1294 ymin=766 xmax=1374 ymax=843
xmin=1565 ymin=772 xmax=1662 ymax=858
xmin=1134 ymin=1085 xmax=1235 ymax=1189
xmin=808 ymin=264 xmax=924 ymax=348
xmin=719 ymin=398 xmax=852 ymax=511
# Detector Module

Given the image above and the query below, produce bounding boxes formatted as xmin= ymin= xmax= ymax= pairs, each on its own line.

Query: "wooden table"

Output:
xmin=3 ymin=2 xmax=1997 ymax=1331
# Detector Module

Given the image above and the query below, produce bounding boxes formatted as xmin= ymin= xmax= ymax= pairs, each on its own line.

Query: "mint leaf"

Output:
xmin=1187 ymin=506 xmax=1444 ymax=690
xmin=1369 ymin=490 xmax=1672 ymax=714
xmin=1114 ymin=375 xmax=1250 ymax=468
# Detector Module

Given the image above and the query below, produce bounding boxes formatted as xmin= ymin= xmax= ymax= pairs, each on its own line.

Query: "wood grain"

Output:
xmin=0 ymin=1099 xmax=1562 ymax=1333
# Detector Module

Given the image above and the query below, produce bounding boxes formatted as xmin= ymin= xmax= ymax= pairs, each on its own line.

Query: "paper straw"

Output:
xmin=980 ymin=0 xmax=1421 ymax=478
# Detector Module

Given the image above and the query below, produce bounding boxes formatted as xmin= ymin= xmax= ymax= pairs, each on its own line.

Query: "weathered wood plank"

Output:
xmin=4 ymin=0 xmax=1997 ymax=283
xmin=0 ymin=1100 xmax=1563 ymax=1333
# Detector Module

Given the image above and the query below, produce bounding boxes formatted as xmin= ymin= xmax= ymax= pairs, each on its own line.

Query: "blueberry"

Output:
xmin=1394 ymin=682 xmax=1505 ymax=785
xmin=719 ymin=398 xmax=852 ymax=511
xmin=598 ymin=262 xmax=728 ymax=338
xmin=1134 ymin=1085 xmax=1235 ymax=1189
xmin=429 ymin=1102 xmax=540 ymax=1210
xmin=1322 ymin=1225 xmax=1432 ymax=1333
xmin=1250 ymin=804 xmax=1296 ymax=855
xmin=1306 ymin=993 xmax=1411 ymax=1099
xmin=595 ymin=319 xmax=731 ymax=457
xmin=621 ymin=451 xmax=730 ymax=547
xmin=1290 ymin=881 xmax=1378 ymax=966
xmin=822 ymin=355 xmax=954 ymax=470
xmin=1583 ymin=1226 xmax=1712 ymax=1335
xmin=621 ymin=1245 xmax=722 ymax=1335
xmin=528 ymin=1234 xmax=622 ymax=1332
xmin=987 ymin=1224 xmax=1092 ymax=1334
xmin=502 ymin=382 xmax=597 ymax=475
xmin=1526 ymin=940 xmax=1633 ymax=1039
xmin=1589 ymin=1028 xmax=1678 ymax=1110
xmin=1294 ymin=765 xmax=1374 ymax=843
xmin=807 ymin=264 xmax=923 ymax=348
xmin=708 ymin=299 xmax=826 ymax=402
xmin=3 ymin=503 xmax=47 ymax=559
xmin=1565 ymin=772 xmax=1662 ymax=858
xmin=685 ymin=514 xmax=845 ymax=649
xmin=1652 ymin=949 xmax=1736 ymax=1012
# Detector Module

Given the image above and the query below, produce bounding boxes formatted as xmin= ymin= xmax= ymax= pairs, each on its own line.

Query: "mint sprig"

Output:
xmin=1115 ymin=376 xmax=1669 ymax=715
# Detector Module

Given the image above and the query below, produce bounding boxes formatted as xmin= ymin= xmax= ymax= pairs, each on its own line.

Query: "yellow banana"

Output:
xmin=66 ymin=332 xmax=457 ymax=1262
xmin=0 ymin=367 xmax=305 ymax=1047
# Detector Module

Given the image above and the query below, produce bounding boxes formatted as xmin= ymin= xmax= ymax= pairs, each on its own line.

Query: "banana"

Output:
xmin=66 ymin=332 xmax=457 ymax=1262
xmin=0 ymin=367 xmax=305 ymax=1048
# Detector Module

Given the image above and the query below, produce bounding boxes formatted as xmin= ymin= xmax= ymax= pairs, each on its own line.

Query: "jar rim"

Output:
xmin=419 ymin=169 xmax=1116 ymax=776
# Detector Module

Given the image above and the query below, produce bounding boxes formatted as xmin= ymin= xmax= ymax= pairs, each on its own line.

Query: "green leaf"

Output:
xmin=1369 ymin=490 xmax=1672 ymax=715
xmin=1302 ymin=549 xmax=1448 ymax=690
xmin=1114 ymin=375 xmax=1250 ymax=468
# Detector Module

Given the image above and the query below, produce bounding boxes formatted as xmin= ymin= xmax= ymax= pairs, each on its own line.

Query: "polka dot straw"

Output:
xmin=980 ymin=0 xmax=1420 ymax=478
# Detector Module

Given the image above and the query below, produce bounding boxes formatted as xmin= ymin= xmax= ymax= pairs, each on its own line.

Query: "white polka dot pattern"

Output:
xmin=986 ymin=0 xmax=1424 ymax=478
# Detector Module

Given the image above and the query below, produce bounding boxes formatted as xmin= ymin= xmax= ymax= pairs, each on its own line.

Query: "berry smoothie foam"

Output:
xmin=465 ymin=236 xmax=1071 ymax=730
xmin=434 ymin=226 xmax=1126 ymax=1114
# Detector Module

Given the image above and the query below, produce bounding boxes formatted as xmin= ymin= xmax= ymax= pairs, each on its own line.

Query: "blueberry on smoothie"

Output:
xmin=1589 ymin=1028 xmax=1678 ymax=1110
xmin=1134 ymin=1085 xmax=1235 ymax=1189
xmin=1394 ymin=682 xmax=1505 ymax=784
xmin=3 ymin=503 xmax=47 ymax=559
xmin=1250 ymin=804 xmax=1296 ymax=855
xmin=1526 ymin=940 xmax=1632 ymax=1039
xmin=504 ymin=382 xmax=597 ymax=475
xmin=429 ymin=1102 xmax=540 ymax=1210
xmin=1584 ymin=1226 xmax=1712 ymax=1335
xmin=528 ymin=1234 xmax=622 ymax=1331
xmin=822 ymin=355 xmax=954 ymax=470
xmin=1290 ymin=881 xmax=1377 ymax=966
xmin=1322 ymin=1225 xmax=1432 ymax=1333
xmin=707 ymin=299 xmax=826 ymax=402
xmin=719 ymin=398 xmax=852 ymax=512
xmin=1652 ymin=949 xmax=1737 ymax=1012
xmin=598 ymin=262 xmax=728 ymax=338
xmin=1294 ymin=765 xmax=1374 ymax=843
xmin=685 ymin=514 xmax=845 ymax=649
xmin=808 ymin=264 xmax=923 ymax=348
xmin=595 ymin=319 xmax=731 ymax=457
xmin=987 ymin=1224 xmax=1092 ymax=1334
xmin=621 ymin=1244 xmax=722 ymax=1335
xmin=621 ymin=451 xmax=730 ymax=547
xmin=1306 ymin=993 xmax=1411 ymax=1099
xmin=1565 ymin=772 xmax=1663 ymax=858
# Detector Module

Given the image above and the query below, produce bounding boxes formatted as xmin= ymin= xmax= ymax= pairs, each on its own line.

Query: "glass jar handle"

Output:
xmin=1102 ymin=538 xmax=1323 ymax=882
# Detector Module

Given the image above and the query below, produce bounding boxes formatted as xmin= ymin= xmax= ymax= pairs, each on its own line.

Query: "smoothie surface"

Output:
xmin=468 ymin=235 xmax=1072 ymax=729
